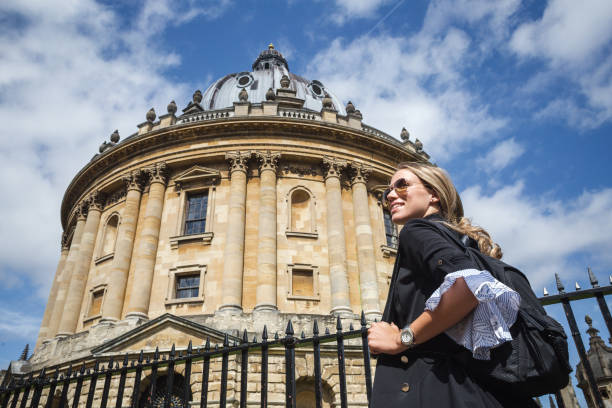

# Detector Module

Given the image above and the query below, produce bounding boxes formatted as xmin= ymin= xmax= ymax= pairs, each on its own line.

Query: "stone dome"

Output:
xmin=200 ymin=44 xmax=347 ymax=115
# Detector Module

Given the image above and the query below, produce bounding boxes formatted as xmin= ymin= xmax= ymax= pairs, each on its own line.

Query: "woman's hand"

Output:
xmin=367 ymin=321 xmax=407 ymax=355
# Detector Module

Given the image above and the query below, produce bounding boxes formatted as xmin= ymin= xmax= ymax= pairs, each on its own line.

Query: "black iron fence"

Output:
xmin=0 ymin=314 xmax=372 ymax=408
xmin=1 ymin=269 xmax=611 ymax=408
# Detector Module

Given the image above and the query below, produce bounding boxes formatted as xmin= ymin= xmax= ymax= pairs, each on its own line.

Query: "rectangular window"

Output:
xmin=184 ymin=193 xmax=208 ymax=235
xmin=176 ymin=274 xmax=200 ymax=299
xmin=90 ymin=290 xmax=104 ymax=316
xmin=383 ymin=209 xmax=399 ymax=249
xmin=292 ymin=269 xmax=314 ymax=297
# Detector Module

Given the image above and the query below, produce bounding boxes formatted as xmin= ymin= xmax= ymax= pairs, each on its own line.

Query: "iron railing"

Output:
xmin=0 ymin=314 xmax=372 ymax=408
xmin=1 ymin=269 xmax=612 ymax=408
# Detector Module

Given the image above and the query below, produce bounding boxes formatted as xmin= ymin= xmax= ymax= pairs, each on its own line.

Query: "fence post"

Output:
xmin=335 ymin=317 xmax=348 ymax=408
xmin=284 ymin=320 xmax=296 ymax=408
xmin=312 ymin=320 xmax=322 ymax=408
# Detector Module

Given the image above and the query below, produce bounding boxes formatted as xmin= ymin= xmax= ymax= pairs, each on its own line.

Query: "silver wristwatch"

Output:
xmin=400 ymin=326 xmax=415 ymax=348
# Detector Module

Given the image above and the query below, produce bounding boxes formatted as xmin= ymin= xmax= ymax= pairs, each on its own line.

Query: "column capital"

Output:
xmin=255 ymin=151 xmax=280 ymax=174
xmin=321 ymin=156 xmax=348 ymax=180
xmin=348 ymin=162 xmax=372 ymax=186
xmin=75 ymin=202 xmax=87 ymax=221
xmin=87 ymin=190 xmax=104 ymax=212
xmin=145 ymin=162 xmax=168 ymax=185
xmin=61 ymin=229 xmax=72 ymax=251
xmin=123 ymin=170 xmax=144 ymax=192
xmin=225 ymin=151 xmax=251 ymax=174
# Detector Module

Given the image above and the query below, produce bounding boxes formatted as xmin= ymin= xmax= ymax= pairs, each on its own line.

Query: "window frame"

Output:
xmin=165 ymin=264 xmax=206 ymax=305
xmin=95 ymin=212 xmax=120 ymax=264
xmin=83 ymin=284 xmax=107 ymax=322
xmin=286 ymin=263 xmax=320 ymax=301
xmin=285 ymin=186 xmax=318 ymax=239
xmin=169 ymin=168 xmax=218 ymax=249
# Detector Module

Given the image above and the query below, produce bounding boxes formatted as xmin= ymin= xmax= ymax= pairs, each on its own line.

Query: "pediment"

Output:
xmin=91 ymin=314 xmax=240 ymax=355
xmin=173 ymin=165 xmax=220 ymax=190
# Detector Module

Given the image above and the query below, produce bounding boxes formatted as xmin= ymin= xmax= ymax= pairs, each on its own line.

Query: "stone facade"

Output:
xmin=28 ymin=45 xmax=428 ymax=406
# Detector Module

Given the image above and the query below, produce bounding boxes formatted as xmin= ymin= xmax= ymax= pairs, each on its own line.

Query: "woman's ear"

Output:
xmin=430 ymin=191 xmax=440 ymax=204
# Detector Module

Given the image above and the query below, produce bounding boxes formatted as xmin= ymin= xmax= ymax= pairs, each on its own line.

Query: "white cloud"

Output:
xmin=0 ymin=307 xmax=41 ymax=340
xmin=476 ymin=138 xmax=525 ymax=172
xmin=329 ymin=0 xmax=394 ymax=24
xmin=510 ymin=0 xmax=612 ymax=64
xmin=462 ymin=182 xmax=612 ymax=289
xmin=0 ymin=0 xmax=230 ymax=298
xmin=306 ymin=32 xmax=505 ymax=159
xmin=510 ymin=0 xmax=612 ymax=129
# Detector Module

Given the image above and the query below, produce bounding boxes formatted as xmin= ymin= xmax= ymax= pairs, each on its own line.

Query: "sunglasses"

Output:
xmin=382 ymin=178 xmax=427 ymax=204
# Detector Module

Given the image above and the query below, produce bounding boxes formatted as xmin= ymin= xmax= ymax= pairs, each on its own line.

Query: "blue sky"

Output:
xmin=1 ymin=0 xmax=611 ymax=404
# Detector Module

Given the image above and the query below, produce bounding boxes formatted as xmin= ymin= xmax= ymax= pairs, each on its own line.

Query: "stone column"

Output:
xmin=57 ymin=193 xmax=103 ymax=337
xmin=126 ymin=163 xmax=168 ymax=321
xmin=349 ymin=163 xmax=381 ymax=320
xmin=35 ymin=241 xmax=69 ymax=348
xmin=218 ymin=151 xmax=250 ymax=313
xmin=49 ymin=208 xmax=86 ymax=338
xmin=101 ymin=170 xmax=143 ymax=323
xmin=322 ymin=157 xmax=352 ymax=316
xmin=254 ymin=151 xmax=280 ymax=312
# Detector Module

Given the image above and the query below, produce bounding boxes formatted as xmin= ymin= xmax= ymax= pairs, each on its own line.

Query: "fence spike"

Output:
xmin=223 ymin=333 xmax=229 ymax=347
xmin=214 ymin=344 xmax=219 ymax=350
xmin=285 ymin=320 xmax=294 ymax=336
xmin=588 ymin=267 xmax=599 ymax=287
xmin=350 ymin=323 xmax=355 ymax=331
xmin=262 ymin=325 xmax=268 ymax=340
xmin=187 ymin=340 xmax=193 ymax=354
xmin=336 ymin=316 xmax=343 ymax=331
xmin=93 ymin=361 xmax=99 ymax=372
xmin=313 ymin=319 xmax=319 ymax=335
xmin=170 ymin=344 xmax=176 ymax=357
xmin=555 ymin=273 xmax=565 ymax=293
xmin=325 ymin=327 xmax=330 ymax=335
xmin=53 ymin=366 xmax=60 ymax=378
xmin=252 ymin=335 xmax=257 ymax=343
xmin=575 ymin=282 xmax=581 ymax=290
xmin=543 ymin=287 xmax=549 ymax=296
xmin=154 ymin=346 xmax=159 ymax=360
xmin=123 ymin=353 xmax=129 ymax=366
xmin=243 ymin=329 xmax=249 ymax=343
xmin=205 ymin=338 xmax=211 ymax=350
xmin=138 ymin=349 xmax=144 ymax=363
xmin=178 ymin=351 xmax=183 ymax=358
xmin=275 ymin=332 xmax=280 ymax=340
xmin=301 ymin=331 xmax=306 ymax=339
xmin=360 ymin=311 xmax=366 ymax=326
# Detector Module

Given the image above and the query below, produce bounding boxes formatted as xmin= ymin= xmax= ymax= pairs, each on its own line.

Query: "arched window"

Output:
xmin=101 ymin=214 xmax=119 ymax=255
xmin=291 ymin=189 xmax=311 ymax=232
xmin=139 ymin=373 xmax=192 ymax=408
xmin=286 ymin=187 xmax=317 ymax=238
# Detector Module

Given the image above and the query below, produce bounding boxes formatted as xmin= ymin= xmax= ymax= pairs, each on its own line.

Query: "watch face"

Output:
xmin=401 ymin=329 xmax=413 ymax=345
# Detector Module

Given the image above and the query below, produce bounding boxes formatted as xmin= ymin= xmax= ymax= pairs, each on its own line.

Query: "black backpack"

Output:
xmin=430 ymin=221 xmax=572 ymax=397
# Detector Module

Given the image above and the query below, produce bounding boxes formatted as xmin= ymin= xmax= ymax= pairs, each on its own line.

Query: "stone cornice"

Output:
xmin=61 ymin=118 xmax=426 ymax=229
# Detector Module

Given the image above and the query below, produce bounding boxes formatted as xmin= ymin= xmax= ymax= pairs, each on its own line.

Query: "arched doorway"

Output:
xmin=295 ymin=377 xmax=334 ymax=408
xmin=138 ymin=372 xmax=191 ymax=408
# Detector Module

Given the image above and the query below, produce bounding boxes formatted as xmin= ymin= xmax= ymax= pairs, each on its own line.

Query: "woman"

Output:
xmin=368 ymin=162 xmax=535 ymax=407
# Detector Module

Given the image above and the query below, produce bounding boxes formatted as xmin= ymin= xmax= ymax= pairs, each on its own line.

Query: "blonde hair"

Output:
xmin=396 ymin=162 xmax=503 ymax=259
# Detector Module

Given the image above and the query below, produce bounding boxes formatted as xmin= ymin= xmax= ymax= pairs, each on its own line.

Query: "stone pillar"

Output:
xmin=218 ymin=151 xmax=250 ymax=314
xmin=322 ymin=157 xmax=352 ymax=316
xmin=126 ymin=163 xmax=168 ymax=321
xmin=57 ymin=193 xmax=103 ymax=336
xmin=49 ymin=209 xmax=86 ymax=338
xmin=349 ymin=163 xmax=381 ymax=320
xmin=254 ymin=151 xmax=280 ymax=312
xmin=101 ymin=171 xmax=143 ymax=323
xmin=35 ymin=242 xmax=69 ymax=348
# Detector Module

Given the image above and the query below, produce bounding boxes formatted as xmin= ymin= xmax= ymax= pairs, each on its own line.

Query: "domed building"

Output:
xmin=22 ymin=44 xmax=428 ymax=407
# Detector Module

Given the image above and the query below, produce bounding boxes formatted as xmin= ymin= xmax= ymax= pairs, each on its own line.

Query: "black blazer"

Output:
xmin=371 ymin=214 xmax=537 ymax=408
